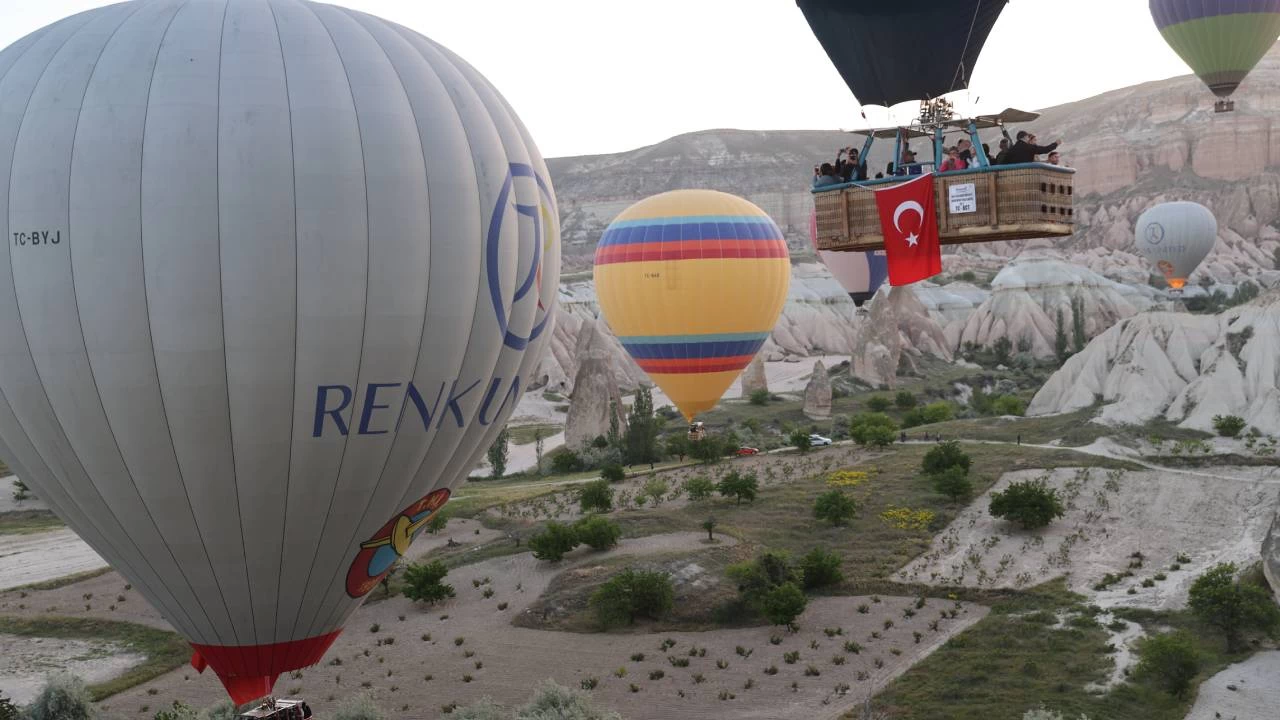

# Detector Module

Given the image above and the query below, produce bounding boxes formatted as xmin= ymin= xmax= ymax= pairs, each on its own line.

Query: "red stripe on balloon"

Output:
xmin=635 ymin=355 xmax=755 ymax=374
xmin=191 ymin=629 xmax=342 ymax=705
xmin=594 ymin=240 xmax=788 ymax=265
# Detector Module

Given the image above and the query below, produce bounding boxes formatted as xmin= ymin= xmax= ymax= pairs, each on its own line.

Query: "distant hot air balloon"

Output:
xmin=1150 ymin=0 xmax=1280 ymax=101
xmin=0 ymin=0 xmax=557 ymax=705
xmin=809 ymin=209 xmax=888 ymax=307
xmin=594 ymin=190 xmax=790 ymax=421
xmin=1134 ymin=202 xmax=1218 ymax=291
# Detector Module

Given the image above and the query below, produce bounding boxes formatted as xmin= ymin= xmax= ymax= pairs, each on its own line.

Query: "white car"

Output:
xmin=808 ymin=434 xmax=833 ymax=446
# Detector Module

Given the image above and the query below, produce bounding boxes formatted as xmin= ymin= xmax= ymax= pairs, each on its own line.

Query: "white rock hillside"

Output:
xmin=1028 ymin=290 xmax=1280 ymax=434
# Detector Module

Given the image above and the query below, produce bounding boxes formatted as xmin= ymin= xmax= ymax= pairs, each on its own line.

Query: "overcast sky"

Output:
xmin=2 ymin=0 xmax=1194 ymax=158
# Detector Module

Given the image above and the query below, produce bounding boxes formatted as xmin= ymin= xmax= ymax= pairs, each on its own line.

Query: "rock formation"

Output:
xmin=946 ymin=254 xmax=1149 ymax=358
xmin=740 ymin=354 xmax=768 ymax=397
xmin=1264 ymin=511 xmax=1280 ymax=605
xmin=1028 ymin=289 xmax=1280 ymax=434
xmin=564 ymin=318 xmax=628 ymax=449
xmin=851 ymin=286 xmax=953 ymax=389
xmin=803 ymin=360 xmax=832 ymax=420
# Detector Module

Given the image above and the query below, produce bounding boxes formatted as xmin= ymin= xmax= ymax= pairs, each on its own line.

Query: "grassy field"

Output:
xmin=507 ymin=423 xmax=561 ymax=446
xmin=0 ymin=615 xmax=189 ymax=700
xmin=0 ymin=509 xmax=64 ymax=535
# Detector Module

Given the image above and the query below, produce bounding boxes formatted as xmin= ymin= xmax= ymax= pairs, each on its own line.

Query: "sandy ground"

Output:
xmin=0 ymin=634 xmax=144 ymax=705
xmin=87 ymin=530 xmax=984 ymax=720
xmin=899 ymin=465 xmax=1280 ymax=611
xmin=0 ymin=476 xmax=48 ymax=513
xmin=1184 ymin=651 xmax=1280 ymax=720
xmin=0 ymin=528 xmax=108 ymax=592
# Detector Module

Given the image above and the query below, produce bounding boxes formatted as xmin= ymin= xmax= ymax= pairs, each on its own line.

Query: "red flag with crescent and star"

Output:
xmin=873 ymin=173 xmax=941 ymax=286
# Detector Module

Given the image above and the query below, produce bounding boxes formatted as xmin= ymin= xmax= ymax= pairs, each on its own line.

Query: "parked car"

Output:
xmin=736 ymin=446 xmax=760 ymax=456
xmin=808 ymin=434 xmax=833 ymax=447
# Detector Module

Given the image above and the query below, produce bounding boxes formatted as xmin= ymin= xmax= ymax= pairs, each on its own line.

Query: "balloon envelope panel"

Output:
xmin=0 ymin=0 xmax=557 ymax=704
xmin=1149 ymin=0 xmax=1280 ymax=97
xmin=809 ymin=208 xmax=888 ymax=306
xmin=1134 ymin=201 xmax=1217 ymax=289
xmin=594 ymin=190 xmax=790 ymax=421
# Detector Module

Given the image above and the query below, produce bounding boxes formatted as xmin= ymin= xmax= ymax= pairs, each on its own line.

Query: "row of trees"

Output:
xmin=726 ymin=548 xmax=844 ymax=626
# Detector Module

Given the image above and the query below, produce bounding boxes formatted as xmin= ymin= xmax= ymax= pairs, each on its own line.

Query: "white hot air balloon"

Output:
xmin=1134 ymin=201 xmax=1217 ymax=292
xmin=0 ymin=0 xmax=558 ymax=705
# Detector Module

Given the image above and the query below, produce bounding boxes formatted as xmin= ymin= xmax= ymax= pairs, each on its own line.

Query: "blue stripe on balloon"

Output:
xmin=599 ymin=218 xmax=784 ymax=247
xmin=1151 ymin=0 xmax=1280 ymax=29
xmin=621 ymin=337 xmax=768 ymax=360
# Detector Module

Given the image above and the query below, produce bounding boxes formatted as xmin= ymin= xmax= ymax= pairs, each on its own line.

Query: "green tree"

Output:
xmin=665 ymin=434 xmax=690 ymax=461
xmin=691 ymin=435 xmax=725 ymax=464
xmin=607 ymin=399 xmax=622 ymax=449
xmin=992 ymin=336 xmax=1013 ymax=365
xmin=989 ymin=478 xmax=1065 ymax=530
xmin=866 ymin=396 xmax=892 ymax=412
xmin=813 ymin=489 xmax=858 ymax=526
xmin=11 ymin=478 xmax=29 ymax=503
xmin=601 ymin=463 xmax=625 ymax=482
xmin=403 ymin=560 xmax=455 ymax=605
xmin=789 ymin=429 xmax=812 ymax=453
xmin=487 ymin=426 xmax=510 ymax=479
xmin=760 ymin=582 xmax=808 ymax=626
xmin=894 ymin=391 xmax=916 ymax=409
xmin=920 ymin=402 xmax=954 ymax=424
xmin=534 ymin=429 xmax=546 ymax=475
xmin=574 ymin=515 xmax=621 ymax=551
xmin=579 ymin=479 xmax=614 ymax=513
xmin=589 ymin=569 xmax=675 ymax=627
xmin=1134 ymin=630 xmax=1200 ymax=698
xmin=685 ymin=476 xmax=715 ymax=501
xmin=931 ymin=465 xmax=973 ymax=502
xmin=641 ymin=477 xmax=669 ymax=505
xmin=728 ymin=550 xmax=799 ymax=600
xmin=749 ymin=389 xmax=770 ymax=406
xmin=716 ymin=471 xmax=759 ymax=504
xmin=1054 ymin=307 xmax=1069 ymax=364
xmin=701 ymin=516 xmax=717 ymax=541
xmin=624 ymin=387 xmax=661 ymax=465
xmin=528 ymin=521 xmax=580 ymax=562
xmin=922 ymin=440 xmax=971 ymax=476
xmin=992 ymin=394 xmax=1026 ymax=416
xmin=425 ymin=512 xmax=449 ymax=535
xmin=1071 ymin=296 xmax=1087 ymax=352
xmin=1188 ymin=562 xmax=1280 ymax=652
xmin=799 ymin=548 xmax=843 ymax=589
xmin=550 ymin=449 xmax=584 ymax=474
xmin=24 ymin=673 xmax=94 ymax=720
xmin=849 ymin=412 xmax=897 ymax=447
xmin=1212 ymin=414 xmax=1247 ymax=438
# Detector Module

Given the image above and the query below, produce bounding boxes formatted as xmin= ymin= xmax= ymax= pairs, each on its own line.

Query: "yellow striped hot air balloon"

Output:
xmin=594 ymin=190 xmax=790 ymax=421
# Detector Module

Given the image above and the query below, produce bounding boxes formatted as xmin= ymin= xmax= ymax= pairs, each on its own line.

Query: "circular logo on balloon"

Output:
xmin=1145 ymin=222 xmax=1165 ymax=245
xmin=487 ymin=163 xmax=557 ymax=351
xmin=346 ymin=488 xmax=451 ymax=598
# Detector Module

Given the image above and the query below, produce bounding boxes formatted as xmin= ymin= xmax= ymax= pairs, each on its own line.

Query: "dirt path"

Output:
xmin=0 ymin=529 xmax=107 ymax=592
xmin=1184 ymin=651 xmax=1280 ymax=720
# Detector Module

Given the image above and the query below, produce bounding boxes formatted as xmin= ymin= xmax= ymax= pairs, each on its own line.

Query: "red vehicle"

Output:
xmin=736 ymin=447 xmax=760 ymax=456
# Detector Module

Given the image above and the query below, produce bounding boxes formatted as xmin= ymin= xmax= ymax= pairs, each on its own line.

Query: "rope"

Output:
xmin=950 ymin=1 xmax=984 ymax=93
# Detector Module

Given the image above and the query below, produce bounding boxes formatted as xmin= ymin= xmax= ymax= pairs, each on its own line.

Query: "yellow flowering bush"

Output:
xmin=826 ymin=470 xmax=870 ymax=487
xmin=879 ymin=506 xmax=935 ymax=531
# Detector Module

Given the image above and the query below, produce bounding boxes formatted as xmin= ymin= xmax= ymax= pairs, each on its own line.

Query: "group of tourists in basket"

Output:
xmin=812 ymin=129 xmax=1065 ymax=188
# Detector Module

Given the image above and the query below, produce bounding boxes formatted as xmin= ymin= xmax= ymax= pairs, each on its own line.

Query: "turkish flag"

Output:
xmin=874 ymin=173 xmax=941 ymax=285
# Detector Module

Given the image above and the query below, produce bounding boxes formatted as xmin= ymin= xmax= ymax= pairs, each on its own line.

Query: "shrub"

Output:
xmin=866 ymin=396 xmax=892 ymax=412
xmin=930 ymin=465 xmax=973 ymax=502
xmin=799 ymin=548 xmax=843 ymax=589
xmin=728 ymin=550 xmax=804 ymax=622
xmin=879 ymin=506 xmax=935 ymax=531
xmin=590 ymin=569 xmax=675 ymax=627
xmin=551 ymin=449 xmax=584 ymax=474
xmin=1134 ymin=631 xmax=1200 ymax=698
xmin=579 ymin=480 xmax=613 ymax=513
xmin=685 ymin=476 xmax=715 ymax=501
xmin=1212 ymin=414 xmax=1246 ymax=438
xmin=528 ymin=521 xmax=580 ymax=561
xmin=991 ymin=395 xmax=1026 ymax=416
xmin=600 ymin=463 xmax=626 ymax=483
xmin=989 ymin=478 xmax=1065 ymax=529
xmin=152 ymin=701 xmax=199 ymax=720
xmin=403 ymin=560 xmax=455 ymax=605
xmin=516 ymin=680 xmax=620 ymax=720
xmin=200 ymin=701 xmax=237 ymax=720
xmin=894 ymin=391 xmax=916 ymax=409
xmin=640 ymin=477 xmax=669 ymax=505
xmin=760 ymin=582 xmax=808 ymax=626
xmin=574 ymin=515 xmax=621 ymax=551
xmin=716 ymin=471 xmax=759 ymax=504
xmin=24 ymin=673 xmax=94 ymax=720
xmin=487 ymin=427 xmax=510 ymax=479
xmin=921 ymin=402 xmax=954 ymax=424
xmin=849 ymin=413 xmax=897 ymax=447
xmin=922 ymin=441 xmax=971 ymax=476
xmin=749 ymin=389 xmax=770 ymax=406
xmin=813 ymin=489 xmax=858 ymax=526
xmin=1188 ymin=562 xmax=1280 ymax=652
xmin=789 ymin=430 xmax=812 ymax=453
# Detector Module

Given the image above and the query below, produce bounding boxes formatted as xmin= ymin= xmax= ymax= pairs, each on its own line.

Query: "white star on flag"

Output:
xmin=905 ymin=232 xmax=919 ymax=247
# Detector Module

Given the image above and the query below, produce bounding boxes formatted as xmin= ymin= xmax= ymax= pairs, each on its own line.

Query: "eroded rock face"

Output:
xmin=564 ymin=318 xmax=628 ymax=449
xmin=851 ymin=286 xmax=953 ymax=389
xmin=741 ymin=355 xmax=768 ymax=397
xmin=803 ymin=360 xmax=832 ymax=420
xmin=1029 ymin=289 xmax=1280 ymax=434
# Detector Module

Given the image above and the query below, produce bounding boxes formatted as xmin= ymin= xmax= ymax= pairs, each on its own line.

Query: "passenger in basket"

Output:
xmin=993 ymin=137 xmax=1011 ymax=165
xmin=1047 ymin=151 xmax=1062 ymax=166
xmin=1004 ymin=130 xmax=1061 ymax=164
xmin=813 ymin=162 xmax=841 ymax=188
xmin=938 ymin=146 xmax=967 ymax=172
xmin=957 ymin=138 xmax=974 ymax=164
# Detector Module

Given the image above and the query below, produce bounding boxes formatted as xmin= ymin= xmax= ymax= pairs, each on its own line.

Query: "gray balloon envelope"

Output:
xmin=1134 ymin=201 xmax=1217 ymax=290
xmin=0 ymin=0 xmax=558 ymax=704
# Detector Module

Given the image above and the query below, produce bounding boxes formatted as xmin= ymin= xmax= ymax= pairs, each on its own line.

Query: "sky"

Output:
xmin=0 ymin=0 xmax=1194 ymax=158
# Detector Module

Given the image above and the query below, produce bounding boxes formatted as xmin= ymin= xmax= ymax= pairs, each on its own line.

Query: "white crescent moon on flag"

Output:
xmin=893 ymin=200 xmax=925 ymax=233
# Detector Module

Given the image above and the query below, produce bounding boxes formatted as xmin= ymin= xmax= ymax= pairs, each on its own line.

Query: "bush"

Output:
xmin=849 ymin=412 xmax=897 ymax=447
xmin=333 ymin=693 xmax=385 ymax=720
xmin=590 ymin=569 xmax=675 ymax=626
xmin=529 ymin=521 xmax=580 ymax=562
xmin=716 ymin=471 xmax=759 ymax=504
xmin=749 ymin=389 xmax=770 ymax=406
xmin=789 ymin=430 xmax=812 ymax=453
xmin=153 ymin=701 xmax=199 ymax=720
xmin=1212 ymin=414 xmax=1246 ymax=438
xmin=894 ymin=391 xmax=916 ymax=409
xmin=640 ymin=477 xmax=669 ymax=505
xmin=1134 ymin=631 xmax=1200 ymax=698
xmin=991 ymin=394 xmax=1026 ymax=416
xmin=920 ymin=402 xmax=954 ymax=424
xmin=813 ymin=489 xmax=858 ymax=526
xmin=685 ymin=476 xmax=715 ymax=501
xmin=931 ymin=465 xmax=973 ymax=502
xmin=516 ymin=679 xmax=622 ymax=720
xmin=24 ymin=673 xmax=94 ymax=720
xmin=600 ymin=464 xmax=625 ymax=483
xmin=579 ymin=479 xmax=613 ymax=513
xmin=574 ymin=515 xmax=621 ymax=551
xmin=403 ymin=561 xmax=455 ymax=605
xmin=799 ymin=548 xmax=843 ymax=589
xmin=989 ymin=478 xmax=1065 ymax=530
xmin=866 ymin=396 xmax=892 ymax=412
xmin=1188 ymin=562 xmax=1280 ymax=652
xmin=450 ymin=697 xmax=505 ymax=720
xmin=760 ymin=583 xmax=808 ymax=626
xmin=551 ymin=449 xmax=584 ymax=474
xmin=921 ymin=440 xmax=970 ymax=476
xmin=199 ymin=701 xmax=237 ymax=720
